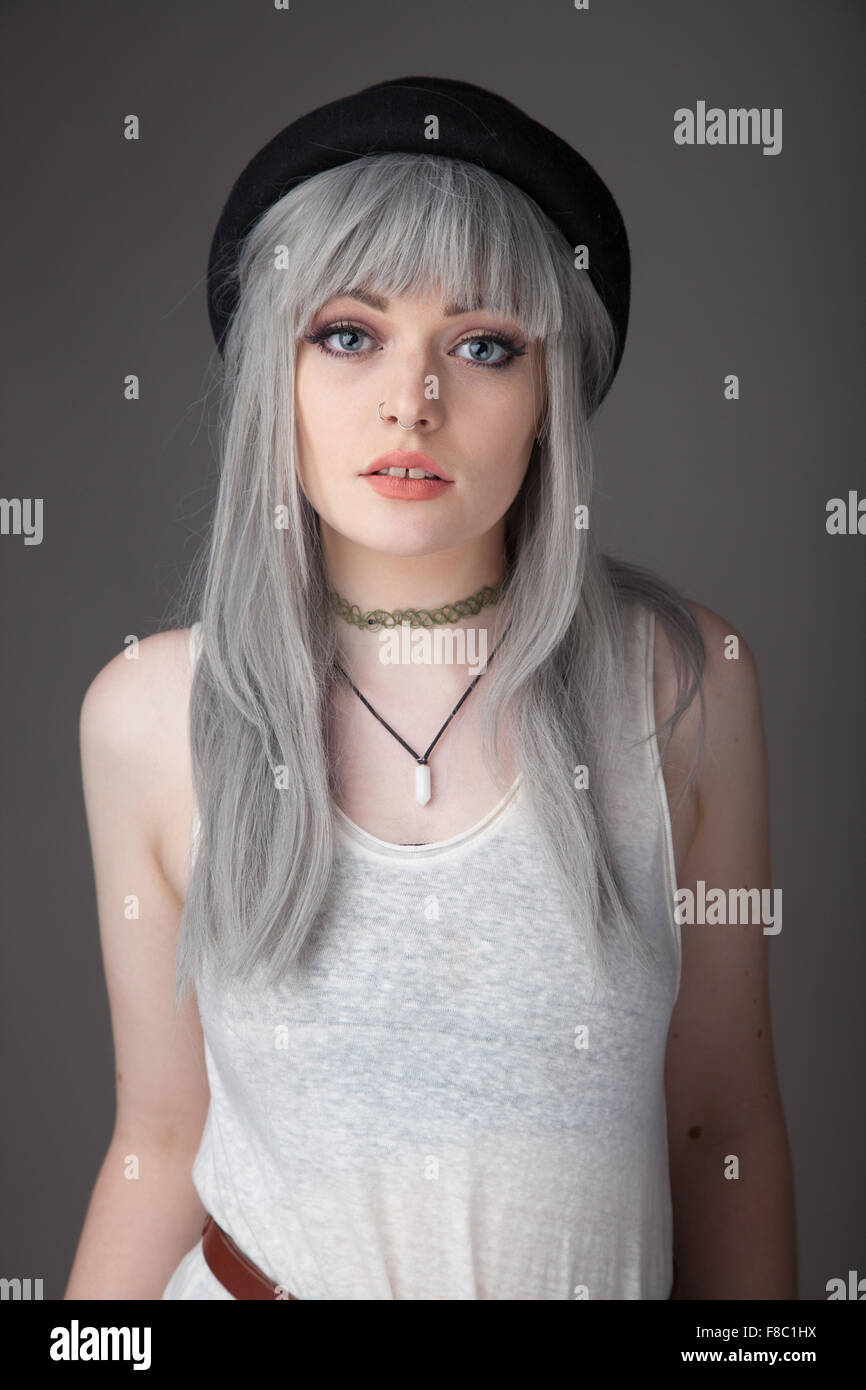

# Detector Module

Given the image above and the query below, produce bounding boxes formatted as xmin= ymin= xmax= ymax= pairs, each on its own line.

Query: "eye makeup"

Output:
xmin=302 ymin=318 xmax=529 ymax=371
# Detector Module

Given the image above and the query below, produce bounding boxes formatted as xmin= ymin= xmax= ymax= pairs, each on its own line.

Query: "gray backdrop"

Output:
xmin=1 ymin=0 xmax=863 ymax=1300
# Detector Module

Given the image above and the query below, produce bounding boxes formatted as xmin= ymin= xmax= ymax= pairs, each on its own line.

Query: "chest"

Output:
xmin=327 ymin=672 xmax=698 ymax=870
xmin=201 ymin=821 xmax=678 ymax=1151
xmin=327 ymin=678 xmax=519 ymax=845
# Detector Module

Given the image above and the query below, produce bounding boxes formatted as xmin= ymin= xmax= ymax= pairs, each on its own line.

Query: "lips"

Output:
xmin=360 ymin=451 xmax=454 ymax=483
xmin=362 ymin=473 xmax=452 ymax=501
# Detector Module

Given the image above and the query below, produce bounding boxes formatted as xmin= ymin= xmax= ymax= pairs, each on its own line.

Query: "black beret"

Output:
xmin=207 ymin=75 xmax=630 ymax=393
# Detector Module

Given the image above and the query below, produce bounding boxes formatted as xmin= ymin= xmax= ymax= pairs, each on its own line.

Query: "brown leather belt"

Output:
xmin=201 ymin=1211 xmax=677 ymax=1300
xmin=201 ymin=1214 xmax=299 ymax=1300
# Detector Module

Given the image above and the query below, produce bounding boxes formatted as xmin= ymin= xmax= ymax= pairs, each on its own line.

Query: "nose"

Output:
xmin=377 ymin=354 xmax=442 ymax=433
xmin=377 ymin=397 xmax=437 ymax=431
xmin=378 ymin=400 xmax=422 ymax=431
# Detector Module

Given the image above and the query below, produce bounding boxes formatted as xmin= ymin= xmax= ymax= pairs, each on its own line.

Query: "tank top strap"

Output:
xmin=611 ymin=595 xmax=656 ymax=753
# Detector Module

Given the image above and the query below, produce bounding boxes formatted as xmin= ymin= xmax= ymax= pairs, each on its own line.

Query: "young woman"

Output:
xmin=65 ymin=77 xmax=796 ymax=1300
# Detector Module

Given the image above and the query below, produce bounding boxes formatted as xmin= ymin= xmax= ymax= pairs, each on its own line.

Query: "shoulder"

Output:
xmin=651 ymin=594 xmax=756 ymax=676
xmin=651 ymin=597 xmax=765 ymax=808
xmin=80 ymin=627 xmax=195 ymax=746
xmin=80 ymin=628 xmax=197 ymax=840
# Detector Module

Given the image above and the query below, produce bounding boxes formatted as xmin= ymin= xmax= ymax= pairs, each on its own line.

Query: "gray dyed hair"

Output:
xmin=169 ymin=153 xmax=705 ymax=1006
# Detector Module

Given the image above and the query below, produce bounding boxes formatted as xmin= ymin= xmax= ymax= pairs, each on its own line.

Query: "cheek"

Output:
xmin=485 ymin=390 xmax=538 ymax=500
xmin=294 ymin=359 xmax=334 ymax=481
xmin=465 ymin=383 xmax=536 ymax=464
xmin=296 ymin=361 xmax=361 ymax=459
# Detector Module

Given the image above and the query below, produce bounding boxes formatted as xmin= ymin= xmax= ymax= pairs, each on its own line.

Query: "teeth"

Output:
xmin=375 ymin=467 xmax=439 ymax=479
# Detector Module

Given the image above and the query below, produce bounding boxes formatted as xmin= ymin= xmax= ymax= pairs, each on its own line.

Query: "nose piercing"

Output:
xmin=377 ymin=400 xmax=417 ymax=431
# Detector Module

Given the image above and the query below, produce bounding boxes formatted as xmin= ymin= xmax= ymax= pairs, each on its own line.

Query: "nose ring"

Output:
xmin=377 ymin=400 xmax=417 ymax=431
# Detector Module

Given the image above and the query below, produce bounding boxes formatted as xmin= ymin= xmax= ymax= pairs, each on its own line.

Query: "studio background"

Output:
xmin=1 ymin=0 xmax=863 ymax=1300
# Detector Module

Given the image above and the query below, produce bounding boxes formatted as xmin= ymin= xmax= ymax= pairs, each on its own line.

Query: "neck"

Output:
xmin=321 ymin=521 xmax=511 ymax=684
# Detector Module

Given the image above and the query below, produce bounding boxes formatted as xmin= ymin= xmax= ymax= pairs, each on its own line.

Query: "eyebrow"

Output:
xmin=337 ymin=287 xmax=485 ymax=318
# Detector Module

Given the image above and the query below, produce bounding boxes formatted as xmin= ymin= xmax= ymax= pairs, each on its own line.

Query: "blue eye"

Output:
xmin=455 ymin=336 xmax=507 ymax=364
xmin=304 ymin=320 xmax=376 ymax=358
xmin=453 ymin=333 xmax=527 ymax=369
xmin=327 ymin=326 xmax=372 ymax=353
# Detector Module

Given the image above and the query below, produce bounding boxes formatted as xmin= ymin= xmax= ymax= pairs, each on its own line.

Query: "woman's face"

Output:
xmin=294 ymin=285 xmax=544 ymax=560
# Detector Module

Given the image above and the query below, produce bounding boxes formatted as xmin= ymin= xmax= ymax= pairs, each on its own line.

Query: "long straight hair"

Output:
xmin=170 ymin=152 xmax=705 ymax=1007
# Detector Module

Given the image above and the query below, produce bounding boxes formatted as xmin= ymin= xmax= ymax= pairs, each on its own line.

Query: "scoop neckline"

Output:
xmin=333 ymin=775 xmax=522 ymax=859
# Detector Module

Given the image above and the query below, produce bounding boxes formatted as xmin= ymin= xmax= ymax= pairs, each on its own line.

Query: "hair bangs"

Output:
xmin=250 ymin=154 xmax=566 ymax=344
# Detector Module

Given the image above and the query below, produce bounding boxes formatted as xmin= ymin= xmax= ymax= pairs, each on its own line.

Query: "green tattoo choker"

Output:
xmin=327 ymin=569 xmax=511 ymax=632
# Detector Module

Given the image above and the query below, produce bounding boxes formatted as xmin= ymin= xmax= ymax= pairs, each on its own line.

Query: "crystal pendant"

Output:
xmin=415 ymin=761 xmax=431 ymax=806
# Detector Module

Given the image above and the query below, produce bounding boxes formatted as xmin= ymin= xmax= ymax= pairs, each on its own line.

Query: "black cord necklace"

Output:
xmin=334 ymin=619 xmax=513 ymax=806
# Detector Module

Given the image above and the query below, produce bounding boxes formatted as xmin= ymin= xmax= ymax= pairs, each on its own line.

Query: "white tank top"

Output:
xmin=162 ymin=600 xmax=680 ymax=1300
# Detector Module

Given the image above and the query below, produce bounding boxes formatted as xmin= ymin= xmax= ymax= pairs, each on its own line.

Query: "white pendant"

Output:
xmin=415 ymin=762 xmax=431 ymax=806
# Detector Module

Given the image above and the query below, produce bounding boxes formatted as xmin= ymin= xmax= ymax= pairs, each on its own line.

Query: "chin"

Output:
xmin=359 ymin=533 xmax=458 ymax=558
xmin=336 ymin=515 xmax=464 ymax=554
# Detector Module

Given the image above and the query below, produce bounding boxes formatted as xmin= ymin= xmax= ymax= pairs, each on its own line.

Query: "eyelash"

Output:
xmin=302 ymin=319 xmax=528 ymax=370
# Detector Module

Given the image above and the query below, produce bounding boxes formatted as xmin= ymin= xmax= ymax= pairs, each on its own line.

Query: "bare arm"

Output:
xmin=661 ymin=602 xmax=797 ymax=1299
xmin=64 ymin=630 xmax=211 ymax=1300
